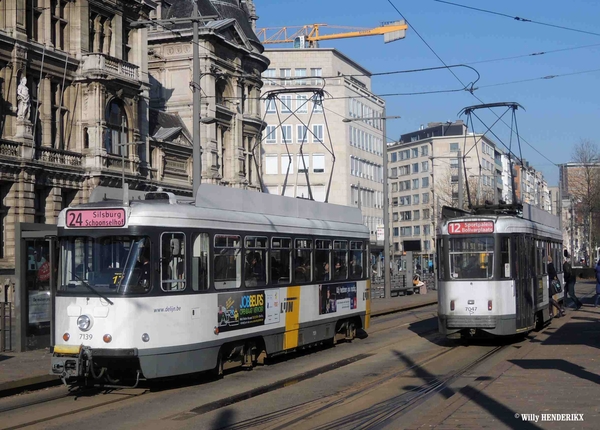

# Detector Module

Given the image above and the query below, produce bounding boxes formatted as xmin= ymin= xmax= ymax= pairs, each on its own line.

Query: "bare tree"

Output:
xmin=570 ymin=139 xmax=600 ymax=264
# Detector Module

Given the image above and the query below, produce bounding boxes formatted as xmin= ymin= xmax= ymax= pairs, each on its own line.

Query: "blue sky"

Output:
xmin=255 ymin=0 xmax=600 ymax=185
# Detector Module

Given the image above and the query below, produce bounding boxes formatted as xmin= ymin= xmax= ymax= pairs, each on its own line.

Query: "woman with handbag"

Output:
xmin=548 ymin=256 xmax=566 ymax=317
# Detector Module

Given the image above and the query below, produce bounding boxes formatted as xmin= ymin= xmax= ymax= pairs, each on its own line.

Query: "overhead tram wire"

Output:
xmin=433 ymin=0 xmax=600 ymax=38
xmin=386 ymin=0 xmax=559 ymax=168
xmin=475 ymin=67 xmax=600 ymax=90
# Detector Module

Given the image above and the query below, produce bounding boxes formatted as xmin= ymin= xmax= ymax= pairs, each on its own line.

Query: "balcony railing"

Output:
xmin=81 ymin=53 xmax=139 ymax=81
xmin=36 ymin=147 xmax=83 ymax=167
xmin=0 ymin=141 xmax=20 ymax=158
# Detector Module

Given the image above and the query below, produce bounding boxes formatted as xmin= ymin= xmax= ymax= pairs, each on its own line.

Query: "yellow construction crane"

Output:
xmin=256 ymin=21 xmax=408 ymax=48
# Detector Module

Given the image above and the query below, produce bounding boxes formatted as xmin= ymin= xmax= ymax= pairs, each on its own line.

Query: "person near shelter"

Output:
xmin=547 ymin=256 xmax=565 ymax=317
xmin=563 ymin=253 xmax=582 ymax=310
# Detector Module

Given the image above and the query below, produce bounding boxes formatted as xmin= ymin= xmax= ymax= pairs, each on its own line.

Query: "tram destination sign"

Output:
xmin=65 ymin=208 xmax=126 ymax=228
xmin=448 ymin=221 xmax=494 ymax=234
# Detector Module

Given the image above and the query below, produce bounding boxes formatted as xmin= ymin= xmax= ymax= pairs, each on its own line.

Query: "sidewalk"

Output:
xmin=0 ymin=289 xmax=436 ymax=397
xmin=411 ymin=281 xmax=599 ymax=429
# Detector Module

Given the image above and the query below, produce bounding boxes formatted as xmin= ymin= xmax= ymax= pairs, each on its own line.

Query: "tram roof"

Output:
xmin=58 ymin=185 xmax=369 ymax=238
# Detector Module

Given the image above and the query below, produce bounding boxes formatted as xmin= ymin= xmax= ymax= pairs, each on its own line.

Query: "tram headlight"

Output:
xmin=77 ymin=315 xmax=92 ymax=332
xmin=103 ymin=334 xmax=112 ymax=343
xmin=450 ymin=300 xmax=455 ymax=311
xmin=142 ymin=333 xmax=150 ymax=342
xmin=488 ymin=300 xmax=493 ymax=311
xmin=63 ymin=333 xmax=70 ymax=341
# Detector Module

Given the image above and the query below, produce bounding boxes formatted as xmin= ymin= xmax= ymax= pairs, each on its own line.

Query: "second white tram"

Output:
xmin=437 ymin=206 xmax=563 ymax=338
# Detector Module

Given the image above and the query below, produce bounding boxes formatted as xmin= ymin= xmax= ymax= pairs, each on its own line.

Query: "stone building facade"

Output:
xmin=0 ymin=0 xmax=267 ymax=275
xmin=147 ymin=0 xmax=268 ymax=190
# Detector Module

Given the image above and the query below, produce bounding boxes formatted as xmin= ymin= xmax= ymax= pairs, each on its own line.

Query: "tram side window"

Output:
xmin=294 ymin=238 xmax=312 ymax=283
xmin=245 ymin=236 xmax=267 ymax=287
xmin=214 ymin=235 xmax=242 ymax=289
xmin=350 ymin=241 xmax=364 ymax=279
xmin=192 ymin=233 xmax=209 ymax=291
xmin=500 ymin=237 xmax=510 ymax=279
xmin=161 ymin=232 xmax=186 ymax=291
xmin=333 ymin=240 xmax=348 ymax=280
xmin=271 ymin=237 xmax=292 ymax=285
xmin=314 ymin=239 xmax=331 ymax=281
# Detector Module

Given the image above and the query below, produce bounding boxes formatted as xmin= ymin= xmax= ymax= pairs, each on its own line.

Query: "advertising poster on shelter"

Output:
xmin=217 ymin=290 xmax=265 ymax=332
xmin=319 ymin=282 xmax=358 ymax=315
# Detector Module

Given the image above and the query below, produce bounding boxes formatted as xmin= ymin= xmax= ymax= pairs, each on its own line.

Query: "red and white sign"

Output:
xmin=448 ymin=221 xmax=494 ymax=235
xmin=66 ymin=208 xmax=126 ymax=228
xmin=37 ymin=261 xmax=50 ymax=282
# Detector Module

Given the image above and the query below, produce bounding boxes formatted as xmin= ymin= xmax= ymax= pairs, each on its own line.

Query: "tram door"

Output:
xmin=514 ymin=236 xmax=534 ymax=330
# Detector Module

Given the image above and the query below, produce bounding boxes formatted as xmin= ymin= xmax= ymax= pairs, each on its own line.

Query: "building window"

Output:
xmin=391 ymin=152 xmax=397 ymax=162
xmin=423 ymin=224 xmax=431 ymax=236
xmin=413 ymin=210 xmax=420 ymax=220
xmin=295 ymin=68 xmax=307 ymax=85
xmin=297 ymin=125 xmax=308 ymax=143
xmin=450 ymin=142 xmax=459 ymax=152
xmin=400 ymin=227 xmax=412 ymax=237
xmin=26 ymin=0 xmax=43 ymax=41
xmin=265 ymin=155 xmax=278 ymax=174
xmin=35 ymin=188 xmax=51 ymax=224
xmin=450 ymin=158 xmax=458 ymax=168
xmin=412 ymin=148 xmax=419 ymax=158
xmin=266 ymin=98 xmax=276 ymax=113
xmin=104 ymin=100 xmax=128 ymax=155
xmin=423 ymin=209 xmax=430 ymax=219
xmin=421 ymin=161 xmax=429 ymax=172
xmin=296 ymin=95 xmax=308 ymax=113
xmin=422 ymin=192 xmax=430 ymax=204
xmin=413 ymin=195 xmax=420 ymax=205
xmin=424 ymin=240 xmax=430 ymax=251
xmin=265 ymin=125 xmax=276 ymax=144
xmin=400 ymin=211 xmax=411 ymax=221
xmin=313 ymin=154 xmax=325 ymax=173
xmin=297 ymin=154 xmax=310 ymax=173
xmin=414 ymin=226 xmax=421 ymax=235
xmin=421 ymin=145 xmax=429 ymax=156
xmin=51 ymin=81 xmax=68 ymax=150
xmin=399 ymin=196 xmax=411 ymax=206
xmin=281 ymin=95 xmax=292 ymax=113
xmin=312 ymin=124 xmax=323 ymax=143
xmin=412 ymin=163 xmax=419 ymax=173
xmin=281 ymin=125 xmax=292 ymax=144
xmin=263 ymin=68 xmax=276 ymax=84
xmin=310 ymin=68 xmax=322 ymax=85
xmin=51 ymin=0 xmax=69 ymax=50
xmin=90 ymin=12 xmax=113 ymax=54
xmin=412 ymin=179 xmax=419 ymax=190
xmin=393 ymin=227 xmax=399 ymax=237
xmin=422 ymin=177 xmax=430 ymax=188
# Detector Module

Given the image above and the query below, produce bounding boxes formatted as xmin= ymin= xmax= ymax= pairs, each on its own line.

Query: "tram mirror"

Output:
xmin=170 ymin=238 xmax=181 ymax=257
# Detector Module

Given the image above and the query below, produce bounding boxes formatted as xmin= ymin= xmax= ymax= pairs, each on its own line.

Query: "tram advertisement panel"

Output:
xmin=319 ymin=282 xmax=358 ymax=315
xmin=217 ymin=291 xmax=266 ymax=332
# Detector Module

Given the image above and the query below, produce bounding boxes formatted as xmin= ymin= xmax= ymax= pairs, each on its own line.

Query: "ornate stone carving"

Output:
xmin=16 ymin=76 xmax=30 ymax=121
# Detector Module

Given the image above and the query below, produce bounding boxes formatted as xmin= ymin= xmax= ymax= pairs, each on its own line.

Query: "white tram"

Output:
xmin=437 ymin=204 xmax=563 ymax=338
xmin=51 ymin=185 xmax=371 ymax=385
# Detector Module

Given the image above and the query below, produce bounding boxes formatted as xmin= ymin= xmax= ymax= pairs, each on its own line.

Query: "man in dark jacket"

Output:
xmin=563 ymin=255 xmax=582 ymax=310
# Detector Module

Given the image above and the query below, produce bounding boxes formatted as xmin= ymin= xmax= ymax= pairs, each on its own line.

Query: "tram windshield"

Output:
xmin=449 ymin=236 xmax=494 ymax=279
xmin=59 ymin=236 xmax=151 ymax=295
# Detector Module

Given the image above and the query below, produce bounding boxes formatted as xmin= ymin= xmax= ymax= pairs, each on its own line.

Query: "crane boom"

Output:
xmin=256 ymin=21 xmax=407 ymax=47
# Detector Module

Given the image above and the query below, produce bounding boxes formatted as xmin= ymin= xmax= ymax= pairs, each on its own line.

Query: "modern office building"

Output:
xmin=388 ymin=121 xmax=503 ymax=270
xmin=261 ymin=48 xmax=385 ymax=260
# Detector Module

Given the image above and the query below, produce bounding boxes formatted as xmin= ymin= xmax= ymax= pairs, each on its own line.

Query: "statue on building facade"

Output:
xmin=17 ymin=76 xmax=30 ymax=121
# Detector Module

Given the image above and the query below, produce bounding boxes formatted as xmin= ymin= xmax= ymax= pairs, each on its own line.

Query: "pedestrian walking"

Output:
xmin=563 ymin=253 xmax=583 ymax=310
xmin=547 ymin=256 xmax=565 ymax=317
xmin=595 ymin=258 xmax=600 ymax=307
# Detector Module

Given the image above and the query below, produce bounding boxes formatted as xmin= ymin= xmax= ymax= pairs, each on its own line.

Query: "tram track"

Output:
xmin=0 ymin=388 xmax=148 ymax=430
xmin=0 ymin=304 xmax=440 ymax=430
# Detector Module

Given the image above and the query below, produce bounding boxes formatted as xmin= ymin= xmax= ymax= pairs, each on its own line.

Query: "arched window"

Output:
xmin=104 ymin=100 xmax=127 ymax=155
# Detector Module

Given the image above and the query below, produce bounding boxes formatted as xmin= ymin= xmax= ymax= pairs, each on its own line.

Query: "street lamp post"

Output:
xmin=343 ymin=113 xmax=401 ymax=299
